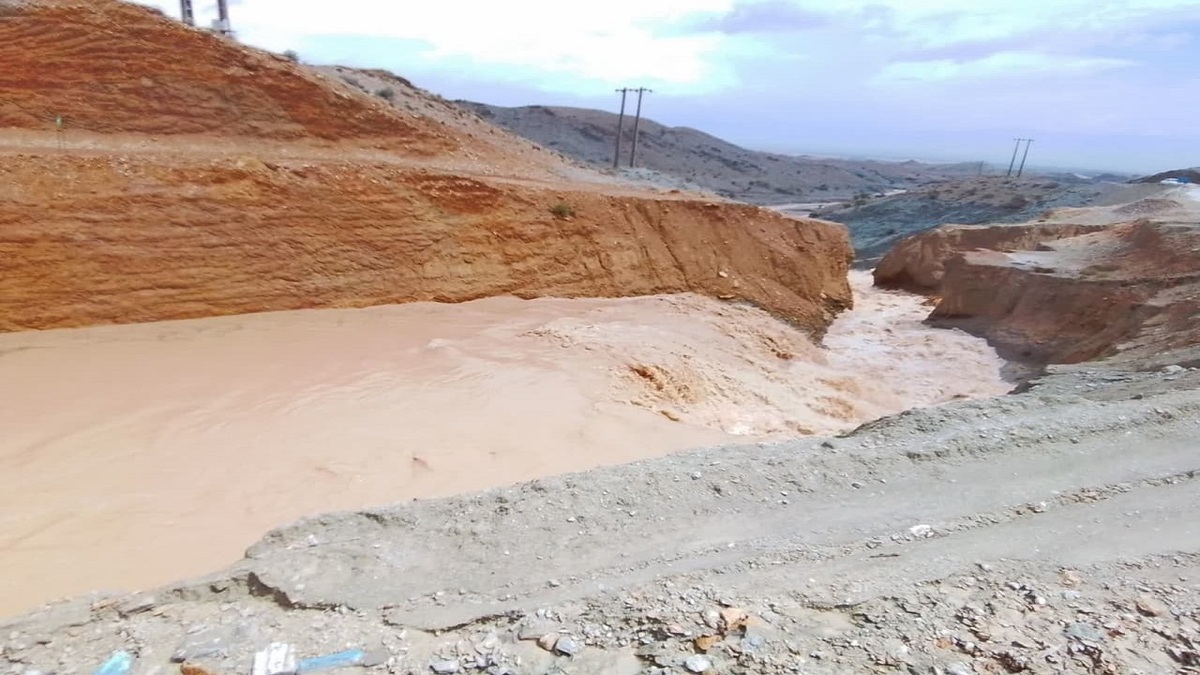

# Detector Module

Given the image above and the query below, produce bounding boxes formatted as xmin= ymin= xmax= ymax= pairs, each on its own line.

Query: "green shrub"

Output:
xmin=375 ymin=87 xmax=396 ymax=101
xmin=549 ymin=202 xmax=576 ymax=219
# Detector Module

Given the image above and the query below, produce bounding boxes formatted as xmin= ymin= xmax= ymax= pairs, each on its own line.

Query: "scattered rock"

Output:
xmin=683 ymin=655 xmax=712 ymax=673
xmin=429 ymin=660 xmax=460 ymax=674
xmin=1136 ymin=594 xmax=1168 ymax=617
xmin=553 ymin=636 xmax=582 ymax=656
xmin=536 ymin=634 xmax=559 ymax=652
xmin=719 ymin=607 xmax=749 ymax=632
xmin=945 ymin=662 xmax=975 ymax=675
xmin=1064 ymin=622 xmax=1105 ymax=643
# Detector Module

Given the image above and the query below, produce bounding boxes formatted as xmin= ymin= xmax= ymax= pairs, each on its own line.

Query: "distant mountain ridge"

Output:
xmin=458 ymin=102 xmax=987 ymax=205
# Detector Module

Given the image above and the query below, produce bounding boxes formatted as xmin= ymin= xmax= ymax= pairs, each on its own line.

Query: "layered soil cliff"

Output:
xmin=875 ymin=192 xmax=1200 ymax=364
xmin=0 ymin=0 xmax=852 ymax=335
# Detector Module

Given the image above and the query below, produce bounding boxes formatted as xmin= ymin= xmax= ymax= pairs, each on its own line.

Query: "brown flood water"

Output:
xmin=0 ymin=272 xmax=1009 ymax=617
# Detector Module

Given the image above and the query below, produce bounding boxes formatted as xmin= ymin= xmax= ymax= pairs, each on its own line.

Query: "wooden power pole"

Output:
xmin=1017 ymin=139 xmax=1034 ymax=178
xmin=629 ymin=87 xmax=652 ymax=169
xmin=613 ymin=88 xmax=631 ymax=169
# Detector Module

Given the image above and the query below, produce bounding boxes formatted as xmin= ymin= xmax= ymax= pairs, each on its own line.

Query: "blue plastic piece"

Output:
xmin=297 ymin=649 xmax=367 ymax=672
xmin=93 ymin=651 xmax=134 ymax=675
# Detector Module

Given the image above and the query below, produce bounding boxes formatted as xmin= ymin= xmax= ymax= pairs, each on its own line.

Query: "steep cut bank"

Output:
xmin=0 ymin=0 xmax=852 ymax=334
xmin=875 ymin=189 xmax=1200 ymax=365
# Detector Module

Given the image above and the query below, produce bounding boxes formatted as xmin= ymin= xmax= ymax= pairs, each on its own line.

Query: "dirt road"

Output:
xmin=3 ymin=365 xmax=1196 ymax=674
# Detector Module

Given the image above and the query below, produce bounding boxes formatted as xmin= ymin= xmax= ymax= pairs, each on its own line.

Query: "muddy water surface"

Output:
xmin=0 ymin=272 xmax=1008 ymax=616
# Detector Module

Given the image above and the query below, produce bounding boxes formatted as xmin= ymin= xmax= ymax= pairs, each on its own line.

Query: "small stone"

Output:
xmin=117 ymin=594 xmax=156 ymax=616
xmin=691 ymin=472 xmax=702 ymax=480
xmin=684 ymin=655 xmax=712 ymax=673
xmin=537 ymin=634 xmax=559 ymax=652
xmin=181 ymin=666 xmax=217 ymax=675
xmin=547 ymin=579 xmax=561 ymax=588
xmin=1136 ymin=594 xmax=1168 ymax=617
xmin=554 ymin=637 xmax=583 ymax=656
xmin=1162 ymin=365 xmax=1185 ymax=374
xmin=429 ymin=660 xmax=460 ymax=674
xmin=1064 ymin=622 xmax=1104 ymax=643
xmin=518 ymin=623 xmax=556 ymax=640
xmin=908 ymin=524 xmax=932 ymax=538
xmin=945 ymin=663 xmax=976 ymax=675
xmin=1061 ymin=590 xmax=1082 ymax=601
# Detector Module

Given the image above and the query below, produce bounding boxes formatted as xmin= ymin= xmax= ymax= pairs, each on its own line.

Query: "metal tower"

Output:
xmin=179 ymin=0 xmax=194 ymax=26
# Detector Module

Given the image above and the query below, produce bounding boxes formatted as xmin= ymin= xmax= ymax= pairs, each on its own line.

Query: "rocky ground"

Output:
xmin=2 ymin=362 xmax=1198 ymax=675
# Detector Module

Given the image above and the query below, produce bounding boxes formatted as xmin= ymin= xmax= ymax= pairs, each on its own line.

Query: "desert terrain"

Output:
xmin=1 ymin=1 xmax=1199 ymax=675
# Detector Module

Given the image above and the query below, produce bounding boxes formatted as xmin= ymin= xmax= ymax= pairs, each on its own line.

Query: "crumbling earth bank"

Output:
xmin=0 ymin=152 xmax=851 ymax=335
xmin=874 ymin=216 xmax=1200 ymax=365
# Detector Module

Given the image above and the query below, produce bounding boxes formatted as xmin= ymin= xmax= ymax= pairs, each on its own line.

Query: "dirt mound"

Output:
xmin=1114 ymin=197 xmax=1182 ymax=217
xmin=0 ymin=0 xmax=852 ymax=335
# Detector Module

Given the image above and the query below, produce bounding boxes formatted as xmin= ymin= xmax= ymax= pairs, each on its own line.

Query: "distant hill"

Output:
xmin=1132 ymin=168 xmax=1200 ymax=184
xmin=457 ymin=102 xmax=988 ymax=205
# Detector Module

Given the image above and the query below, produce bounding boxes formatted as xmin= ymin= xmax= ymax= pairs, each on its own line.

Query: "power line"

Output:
xmin=613 ymin=88 xmax=631 ymax=169
xmin=629 ymin=87 xmax=652 ymax=169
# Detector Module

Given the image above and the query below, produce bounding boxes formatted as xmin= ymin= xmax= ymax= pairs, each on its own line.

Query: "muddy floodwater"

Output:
xmin=0 ymin=272 xmax=1009 ymax=617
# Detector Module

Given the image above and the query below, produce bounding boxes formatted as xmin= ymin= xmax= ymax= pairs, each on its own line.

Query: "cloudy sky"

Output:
xmin=136 ymin=0 xmax=1199 ymax=173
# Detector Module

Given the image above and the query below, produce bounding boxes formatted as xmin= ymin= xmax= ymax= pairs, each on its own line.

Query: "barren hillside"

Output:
xmin=0 ymin=0 xmax=852 ymax=335
xmin=458 ymin=102 xmax=985 ymax=204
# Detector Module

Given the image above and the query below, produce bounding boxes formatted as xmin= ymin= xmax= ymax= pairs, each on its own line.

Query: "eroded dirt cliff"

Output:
xmin=0 ymin=0 xmax=852 ymax=335
xmin=874 ymin=194 xmax=1200 ymax=364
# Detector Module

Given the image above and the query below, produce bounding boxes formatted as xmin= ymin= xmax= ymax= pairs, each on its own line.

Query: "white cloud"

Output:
xmin=131 ymin=0 xmax=735 ymax=85
xmin=877 ymin=51 xmax=1135 ymax=82
xmin=806 ymin=0 xmax=1200 ymax=47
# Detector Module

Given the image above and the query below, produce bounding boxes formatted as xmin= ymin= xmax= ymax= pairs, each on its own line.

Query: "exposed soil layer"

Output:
xmin=874 ymin=190 xmax=1200 ymax=365
xmin=0 ymin=0 xmax=852 ymax=336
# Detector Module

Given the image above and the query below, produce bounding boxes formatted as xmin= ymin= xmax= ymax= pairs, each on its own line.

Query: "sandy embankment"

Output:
xmin=0 ymin=272 xmax=1008 ymax=616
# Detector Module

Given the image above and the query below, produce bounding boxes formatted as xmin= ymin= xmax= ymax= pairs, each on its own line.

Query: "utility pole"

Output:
xmin=1006 ymin=138 xmax=1024 ymax=177
xmin=215 ymin=0 xmax=232 ymax=36
xmin=629 ymin=87 xmax=652 ymax=169
xmin=179 ymin=0 xmax=194 ymax=25
xmin=1017 ymin=139 xmax=1034 ymax=178
xmin=613 ymin=88 xmax=631 ymax=169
